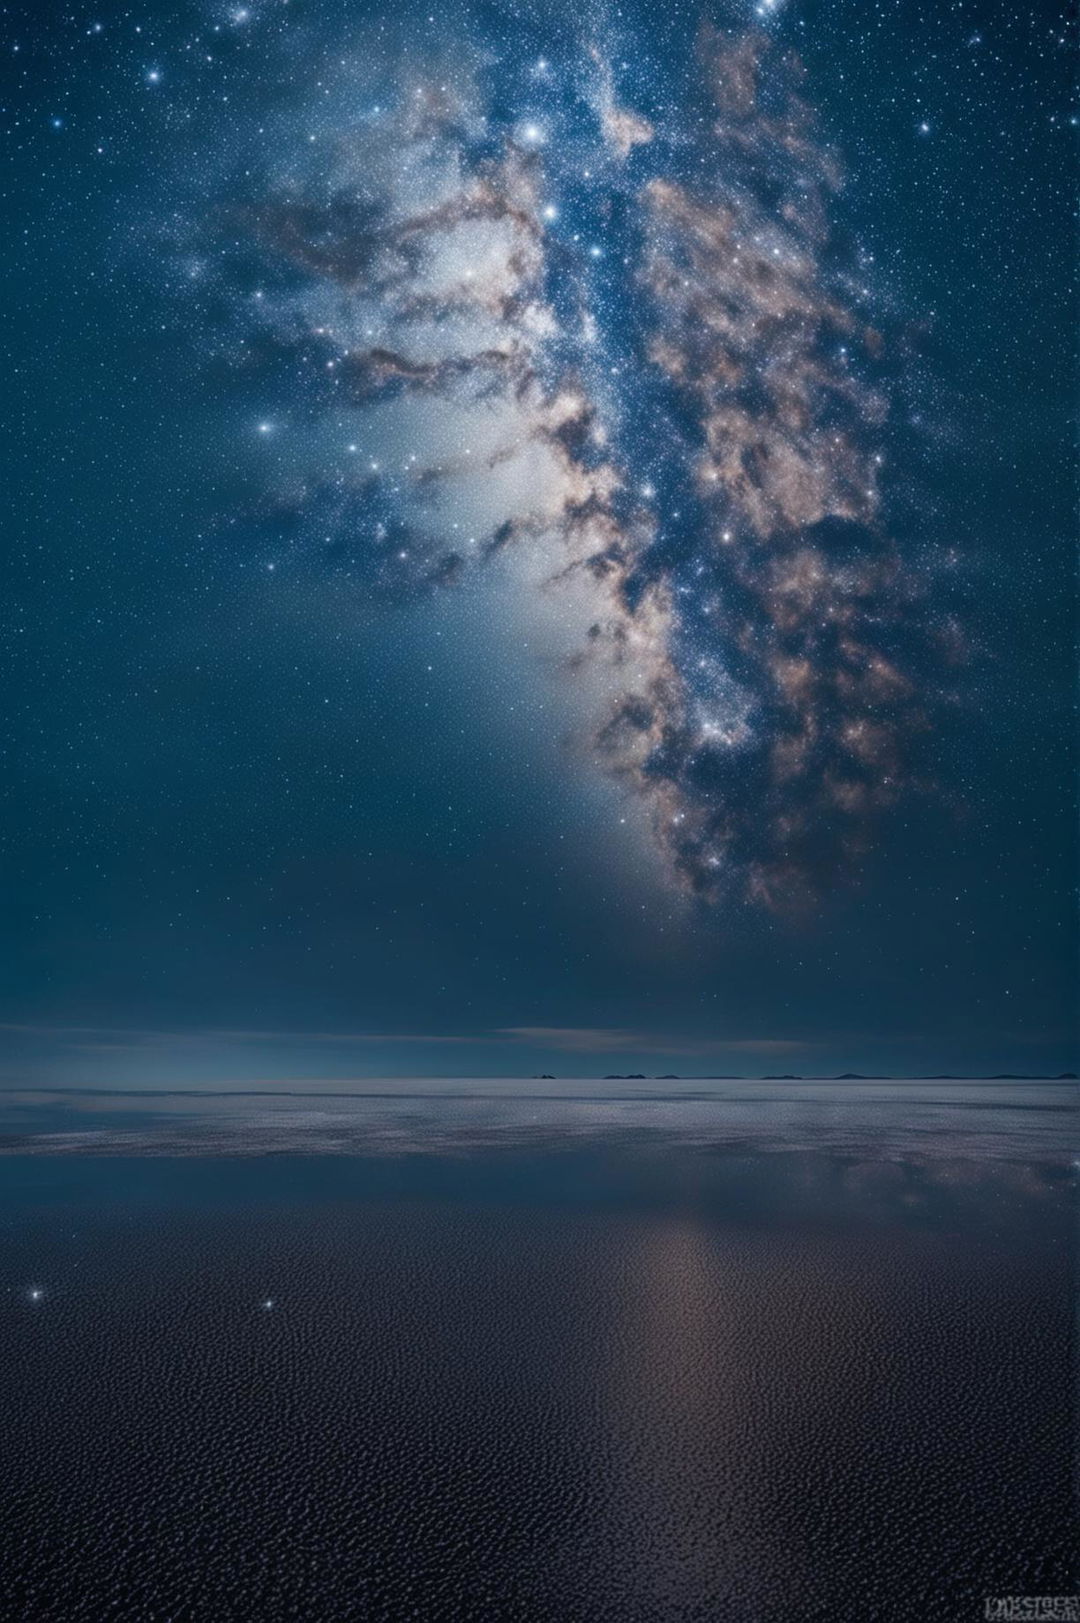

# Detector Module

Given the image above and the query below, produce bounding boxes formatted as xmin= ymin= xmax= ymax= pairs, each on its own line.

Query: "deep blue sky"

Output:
xmin=3 ymin=0 xmax=1076 ymax=1083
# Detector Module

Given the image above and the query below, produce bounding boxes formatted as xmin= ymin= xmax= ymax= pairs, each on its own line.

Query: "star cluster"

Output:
xmin=163 ymin=3 xmax=948 ymax=906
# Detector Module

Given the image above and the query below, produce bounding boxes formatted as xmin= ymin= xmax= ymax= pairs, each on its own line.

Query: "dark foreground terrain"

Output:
xmin=0 ymin=1083 xmax=1075 ymax=1621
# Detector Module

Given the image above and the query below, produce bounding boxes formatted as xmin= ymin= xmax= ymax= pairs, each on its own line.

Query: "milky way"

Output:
xmin=185 ymin=3 xmax=931 ymax=910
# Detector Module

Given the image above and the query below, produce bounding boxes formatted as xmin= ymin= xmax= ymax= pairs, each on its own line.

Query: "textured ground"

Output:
xmin=0 ymin=1097 xmax=1075 ymax=1621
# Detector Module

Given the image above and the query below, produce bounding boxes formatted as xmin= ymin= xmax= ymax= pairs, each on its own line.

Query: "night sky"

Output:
xmin=3 ymin=0 xmax=1076 ymax=1084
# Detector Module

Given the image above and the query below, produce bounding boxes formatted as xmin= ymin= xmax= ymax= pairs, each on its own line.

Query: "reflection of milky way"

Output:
xmin=196 ymin=13 xmax=934 ymax=908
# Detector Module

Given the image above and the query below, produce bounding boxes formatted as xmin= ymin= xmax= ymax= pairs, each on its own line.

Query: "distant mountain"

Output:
xmin=922 ymin=1073 xmax=1077 ymax=1081
xmin=763 ymin=1074 xmax=801 ymax=1080
xmin=990 ymin=1073 xmax=1074 ymax=1080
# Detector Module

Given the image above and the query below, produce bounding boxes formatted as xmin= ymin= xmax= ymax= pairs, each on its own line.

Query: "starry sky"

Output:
xmin=3 ymin=0 xmax=1076 ymax=1084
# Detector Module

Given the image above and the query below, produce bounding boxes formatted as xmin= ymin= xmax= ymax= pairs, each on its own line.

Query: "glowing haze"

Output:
xmin=167 ymin=3 xmax=941 ymax=911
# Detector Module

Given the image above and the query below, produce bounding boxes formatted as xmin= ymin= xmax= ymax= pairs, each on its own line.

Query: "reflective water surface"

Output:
xmin=0 ymin=1083 xmax=1075 ymax=1620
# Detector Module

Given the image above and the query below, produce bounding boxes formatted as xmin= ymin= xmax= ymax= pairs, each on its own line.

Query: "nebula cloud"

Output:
xmin=187 ymin=10 xmax=932 ymax=910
